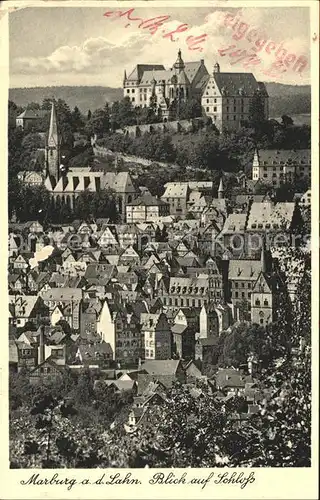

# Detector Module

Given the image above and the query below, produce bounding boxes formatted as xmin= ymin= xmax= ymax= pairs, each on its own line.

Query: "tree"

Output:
xmin=248 ymin=91 xmax=266 ymax=126
xmin=87 ymin=109 xmax=92 ymax=121
xmin=26 ymin=102 xmax=41 ymax=110
xmin=281 ymin=115 xmax=294 ymax=127
xmin=74 ymin=188 xmax=119 ymax=222
xmin=71 ymin=106 xmax=84 ymax=131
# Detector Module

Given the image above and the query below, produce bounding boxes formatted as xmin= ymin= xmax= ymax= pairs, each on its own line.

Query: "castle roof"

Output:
xmin=206 ymin=72 xmax=268 ymax=97
xmin=127 ymin=64 xmax=165 ymax=81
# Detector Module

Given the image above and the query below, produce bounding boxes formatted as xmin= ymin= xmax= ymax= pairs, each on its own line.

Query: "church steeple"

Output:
xmin=173 ymin=48 xmax=185 ymax=73
xmin=48 ymin=101 xmax=59 ymax=147
xmin=46 ymin=100 xmax=60 ymax=179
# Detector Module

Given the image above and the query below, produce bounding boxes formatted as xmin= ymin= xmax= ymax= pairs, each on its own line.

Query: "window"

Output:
xmin=213 ymin=106 xmax=217 ymax=112
xmin=127 ymin=89 xmax=130 ymax=94
xmin=207 ymin=99 xmax=209 ymax=103
xmin=206 ymin=107 xmax=209 ymax=112
xmin=214 ymin=98 xmax=217 ymax=103
xmin=131 ymin=89 xmax=135 ymax=93
xmin=260 ymin=319 xmax=264 ymax=324
xmin=234 ymin=116 xmax=236 ymax=120
xmin=235 ymin=291 xmax=239 ymax=298
xmin=263 ymin=174 xmax=268 ymax=178
xmin=227 ymin=115 xmax=229 ymax=120
xmin=132 ymin=97 xmax=135 ymax=102
xmin=242 ymin=292 xmax=245 ymax=298
xmin=264 ymin=299 xmax=269 ymax=306
xmin=255 ymin=299 xmax=261 ymax=306
xmin=241 ymin=283 xmax=245 ymax=288
xmin=235 ymin=282 xmax=239 ymax=288
xmin=233 ymin=107 xmax=236 ymax=112
xmin=227 ymin=106 xmax=229 ymax=112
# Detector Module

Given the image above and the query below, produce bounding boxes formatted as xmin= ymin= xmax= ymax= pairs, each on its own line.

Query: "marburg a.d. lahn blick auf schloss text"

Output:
xmin=21 ymin=472 xmax=256 ymax=490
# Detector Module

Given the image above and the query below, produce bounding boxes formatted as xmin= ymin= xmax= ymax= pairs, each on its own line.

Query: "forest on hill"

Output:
xmin=9 ymin=83 xmax=311 ymax=119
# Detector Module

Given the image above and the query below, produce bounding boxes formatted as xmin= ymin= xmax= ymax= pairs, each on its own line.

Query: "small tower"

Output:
xmin=123 ymin=69 xmax=127 ymax=85
xmin=213 ymin=62 xmax=220 ymax=73
xmin=45 ymin=101 xmax=60 ymax=180
xmin=218 ymin=177 xmax=224 ymax=199
xmin=173 ymin=48 xmax=185 ymax=74
xmin=261 ymin=240 xmax=267 ymax=274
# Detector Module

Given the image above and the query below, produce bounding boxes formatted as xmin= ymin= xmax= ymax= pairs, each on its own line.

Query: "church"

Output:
xmin=44 ymin=102 xmax=138 ymax=217
xmin=124 ymin=49 xmax=269 ymax=129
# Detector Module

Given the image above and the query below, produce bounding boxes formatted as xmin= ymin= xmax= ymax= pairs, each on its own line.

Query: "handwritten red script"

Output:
xmin=103 ymin=9 xmax=207 ymax=52
xmin=217 ymin=12 xmax=309 ymax=79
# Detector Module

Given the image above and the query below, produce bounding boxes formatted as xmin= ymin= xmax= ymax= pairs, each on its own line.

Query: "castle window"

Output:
xmin=234 ymin=116 xmax=236 ymax=120
xmin=127 ymin=89 xmax=130 ymax=94
xmin=132 ymin=97 xmax=135 ymax=102
xmin=214 ymin=107 xmax=217 ymax=112
xmin=206 ymin=107 xmax=209 ymax=112
xmin=255 ymin=299 xmax=260 ymax=306
xmin=260 ymin=319 xmax=264 ymax=324
xmin=207 ymin=99 xmax=209 ymax=104
xmin=50 ymin=150 xmax=53 ymax=156
xmin=227 ymin=106 xmax=229 ymax=112
xmin=214 ymin=98 xmax=217 ymax=103
xmin=264 ymin=299 xmax=268 ymax=306
xmin=131 ymin=89 xmax=135 ymax=93
xmin=227 ymin=116 xmax=229 ymax=120
xmin=234 ymin=107 xmax=236 ymax=112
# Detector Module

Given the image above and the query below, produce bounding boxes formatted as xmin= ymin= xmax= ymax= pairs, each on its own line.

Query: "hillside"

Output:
xmin=9 ymin=83 xmax=310 ymax=118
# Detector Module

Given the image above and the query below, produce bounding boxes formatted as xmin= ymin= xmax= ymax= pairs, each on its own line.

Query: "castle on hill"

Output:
xmin=124 ymin=49 xmax=269 ymax=131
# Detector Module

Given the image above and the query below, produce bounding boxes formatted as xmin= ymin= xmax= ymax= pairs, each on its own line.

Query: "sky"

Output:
xmin=9 ymin=6 xmax=311 ymax=88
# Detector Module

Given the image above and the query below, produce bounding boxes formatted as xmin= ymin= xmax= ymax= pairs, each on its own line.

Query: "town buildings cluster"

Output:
xmin=9 ymin=63 xmax=311 ymax=431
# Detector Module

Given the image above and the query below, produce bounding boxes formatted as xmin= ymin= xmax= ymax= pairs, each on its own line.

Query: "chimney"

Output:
xmin=39 ymin=325 xmax=45 ymax=364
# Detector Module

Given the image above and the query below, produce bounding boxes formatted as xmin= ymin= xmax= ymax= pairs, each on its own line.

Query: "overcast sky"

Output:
xmin=9 ymin=6 xmax=310 ymax=88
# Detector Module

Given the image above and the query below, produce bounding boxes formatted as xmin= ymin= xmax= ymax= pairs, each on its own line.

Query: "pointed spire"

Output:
xmin=123 ymin=69 xmax=127 ymax=83
xmin=48 ymin=101 xmax=59 ymax=148
xmin=218 ymin=177 xmax=224 ymax=198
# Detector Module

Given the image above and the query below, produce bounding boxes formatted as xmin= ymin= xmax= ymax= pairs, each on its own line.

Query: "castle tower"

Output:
xmin=218 ymin=177 xmax=224 ymax=199
xmin=213 ymin=62 xmax=220 ymax=73
xmin=123 ymin=69 xmax=127 ymax=85
xmin=45 ymin=101 xmax=60 ymax=180
xmin=173 ymin=48 xmax=185 ymax=74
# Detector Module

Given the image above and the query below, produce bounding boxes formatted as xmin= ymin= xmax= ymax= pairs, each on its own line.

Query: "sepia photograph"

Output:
xmin=5 ymin=2 xmax=314 ymax=473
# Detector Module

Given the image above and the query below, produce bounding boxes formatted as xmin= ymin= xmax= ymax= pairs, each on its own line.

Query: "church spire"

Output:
xmin=173 ymin=48 xmax=185 ymax=73
xmin=218 ymin=177 xmax=224 ymax=199
xmin=48 ymin=101 xmax=59 ymax=148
